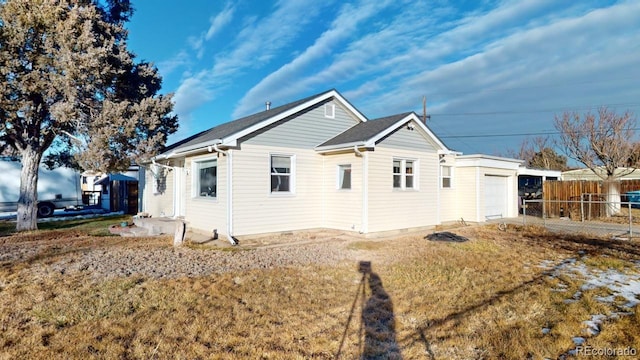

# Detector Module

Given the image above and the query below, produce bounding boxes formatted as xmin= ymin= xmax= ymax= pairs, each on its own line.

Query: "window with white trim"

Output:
xmin=393 ymin=159 xmax=416 ymax=190
xmin=441 ymin=165 xmax=452 ymax=188
xmin=196 ymin=159 xmax=217 ymax=197
xmin=338 ymin=164 xmax=351 ymax=189
xmin=271 ymin=155 xmax=293 ymax=192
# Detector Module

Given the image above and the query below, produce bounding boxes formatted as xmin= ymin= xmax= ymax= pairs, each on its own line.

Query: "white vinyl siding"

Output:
xmin=452 ymin=166 xmax=478 ymax=223
xmin=144 ymin=166 xmax=174 ymax=218
xmin=323 ymin=153 xmax=362 ymax=231
xmin=367 ymin=147 xmax=438 ymax=232
xmin=184 ymin=154 xmax=227 ymax=236
xmin=242 ymin=100 xmax=359 ymax=148
xmin=232 ymin=144 xmax=322 ymax=235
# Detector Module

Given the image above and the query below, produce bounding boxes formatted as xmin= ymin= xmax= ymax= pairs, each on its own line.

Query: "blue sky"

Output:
xmin=125 ymin=0 xmax=640 ymax=156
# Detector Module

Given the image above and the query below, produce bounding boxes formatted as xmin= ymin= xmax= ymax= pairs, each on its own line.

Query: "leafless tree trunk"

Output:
xmin=555 ymin=107 xmax=637 ymax=216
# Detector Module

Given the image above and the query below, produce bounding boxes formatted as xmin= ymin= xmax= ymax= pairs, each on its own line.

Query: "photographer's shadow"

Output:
xmin=361 ymin=264 xmax=401 ymax=359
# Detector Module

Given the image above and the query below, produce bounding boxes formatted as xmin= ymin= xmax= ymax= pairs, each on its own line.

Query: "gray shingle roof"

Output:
xmin=161 ymin=89 xmax=336 ymax=155
xmin=318 ymin=112 xmax=413 ymax=148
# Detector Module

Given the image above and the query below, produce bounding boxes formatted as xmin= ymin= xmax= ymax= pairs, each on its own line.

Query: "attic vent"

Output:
xmin=325 ymin=103 xmax=335 ymax=119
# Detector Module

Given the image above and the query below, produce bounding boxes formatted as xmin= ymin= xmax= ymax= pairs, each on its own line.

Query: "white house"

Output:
xmin=143 ymin=89 xmax=522 ymax=242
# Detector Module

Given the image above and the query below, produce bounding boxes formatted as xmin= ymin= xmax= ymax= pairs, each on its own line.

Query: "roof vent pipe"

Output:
xmin=265 ymin=101 xmax=271 ymax=111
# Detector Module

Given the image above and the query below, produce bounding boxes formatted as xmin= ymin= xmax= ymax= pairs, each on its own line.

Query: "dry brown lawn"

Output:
xmin=0 ymin=218 xmax=639 ymax=359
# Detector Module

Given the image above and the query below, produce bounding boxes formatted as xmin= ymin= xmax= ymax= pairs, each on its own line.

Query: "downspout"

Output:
xmin=354 ymin=145 xmax=368 ymax=234
xmin=213 ymin=144 xmax=237 ymax=245
xmin=436 ymin=158 xmax=441 ymax=225
xmin=476 ymin=167 xmax=481 ymax=222
xmin=354 ymin=144 xmax=363 ymax=157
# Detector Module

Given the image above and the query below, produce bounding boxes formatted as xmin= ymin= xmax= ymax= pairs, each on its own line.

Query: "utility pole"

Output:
xmin=422 ymin=96 xmax=431 ymax=123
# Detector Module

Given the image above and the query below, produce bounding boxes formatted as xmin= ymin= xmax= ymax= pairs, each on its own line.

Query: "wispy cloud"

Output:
xmin=206 ymin=3 xmax=235 ymax=41
xmin=232 ymin=0 xmax=396 ymax=117
xmin=211 ymin=0 xmax=331 ymax=77
xmin=235 ymin=0 xmax=560 ymax=117
xmin=156 ymin=50 xmax=191 ymax=78
xmin=172 ymin=72 xmax=216 ymax=117
xmin=172 ymin=0 xmax=333 ymax=122
xmin=188 ymin=3 xmax=236 ymax=59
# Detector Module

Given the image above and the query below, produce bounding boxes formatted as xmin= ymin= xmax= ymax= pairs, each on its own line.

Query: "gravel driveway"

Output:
xmin=1 ymin=229 xmax=376 ymax=280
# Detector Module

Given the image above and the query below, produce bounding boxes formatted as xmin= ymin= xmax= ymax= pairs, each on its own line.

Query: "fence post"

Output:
xmin=580 ymin=195 xmax=584 ymax=222
xmin=543 ymin=198 xmax=546 ymax=227
xmin=523 ymin=199 xmax=527 ymax=226
xmin=629 ymin=202 xmax=633 ymax=238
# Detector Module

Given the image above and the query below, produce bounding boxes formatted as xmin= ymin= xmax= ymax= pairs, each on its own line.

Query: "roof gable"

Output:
xmin=316 ymin=112 xmax=451 ymax=153
xmin=157 ymin=89 xmax=367 ymax=158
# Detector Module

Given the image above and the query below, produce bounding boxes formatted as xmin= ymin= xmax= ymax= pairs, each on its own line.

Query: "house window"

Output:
xmin=405 ymin=161 xmax=414 ymax=188
xmin=338 ymin=164 xmax=351 ymax=189
xmin=271 ymin=155 xmax=293 ymax=192
xmin=393 ymin=159 xmax=417 ymax=190
xmin=196 ymin=159 xmax=217 ymax=197
xmin=325 ymin=103 xmax=335 ymax=118
xmin=441 ymin=165 xmax=452 ymax=188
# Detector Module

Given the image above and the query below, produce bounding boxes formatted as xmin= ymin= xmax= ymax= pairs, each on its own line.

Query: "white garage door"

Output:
xmin=485 ymin=175 xmax=508 ymax=219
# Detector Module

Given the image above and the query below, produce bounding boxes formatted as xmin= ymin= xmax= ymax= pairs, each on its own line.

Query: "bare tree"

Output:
xmin=506 ymin=136 xmax=568 ymax=170
xmin=0 ymin=0 xmax=177 ymax=231
xmin=554 ymin=107 xmax=638 ymax=215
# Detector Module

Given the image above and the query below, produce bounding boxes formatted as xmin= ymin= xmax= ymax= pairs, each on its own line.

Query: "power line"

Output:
xmin=441 ymin=131 xmax=557 ymax=139
xmin=440 ymin=127 xmax=640 ymax=139
xmin=430 ymin=102 xmax=640 ymax=117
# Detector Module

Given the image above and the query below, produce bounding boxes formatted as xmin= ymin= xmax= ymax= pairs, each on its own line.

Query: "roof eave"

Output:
xmin=315 ymin=141 xmax=367 ymax=153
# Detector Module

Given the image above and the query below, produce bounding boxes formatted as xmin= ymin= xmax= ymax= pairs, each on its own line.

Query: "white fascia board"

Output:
xmin=438 ymin=149 xmax=463 ymax=155
xmin=455 ymin=154 xmax=523 ymax=170
xmin=517 ymin=167 xmax=562 ymax=177
xmin=170 ymin=139 xmax=223 ymax=156
xmin=315 ymin=141 xmax=366 ymax=153
xmin=224 ymin=90 xmax=368 ymax=146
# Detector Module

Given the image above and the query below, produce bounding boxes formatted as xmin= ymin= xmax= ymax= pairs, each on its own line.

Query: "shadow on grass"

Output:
xmin=336 ymin=261 xmax=401 ymax=359
xmin=400 ymin=262 xmax=560 ymax=359
xmin=519 ymin=227 xmax=640 ymax=260
xmin=402 ymin=228 xmax=640 ymax=358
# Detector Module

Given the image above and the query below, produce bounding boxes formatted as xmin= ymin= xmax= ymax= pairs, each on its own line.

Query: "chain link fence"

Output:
xmin=521 ymin=199 xmax=639 ymax=239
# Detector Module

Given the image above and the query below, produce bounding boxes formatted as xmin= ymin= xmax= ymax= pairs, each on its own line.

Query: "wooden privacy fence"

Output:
xmin=542 ymin=179 xmax=640 ymax=218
